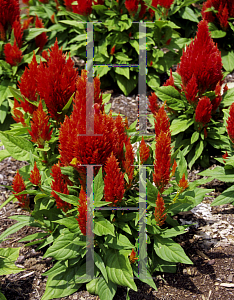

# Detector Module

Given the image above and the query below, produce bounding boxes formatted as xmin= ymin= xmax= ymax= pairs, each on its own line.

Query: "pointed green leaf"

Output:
xmin=94 ymin=252 xmax=108 ymax=283
xmin=105 ymin=249 xmax=137 ymax=291
xmin=94 ymin=218 xmax=115 ymax=237
xmin=97 ymin=277 xmax=117 ymax=300
xmin=154 ymin=236 xmax=192 ymax=264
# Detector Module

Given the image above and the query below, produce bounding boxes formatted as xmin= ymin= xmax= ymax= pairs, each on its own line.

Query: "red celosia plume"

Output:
xmin=12 ymin=99 xmax=26 ymax=126
xmin=195 ymin=96 xmax=212 ymax=127
xmin=59 ymin=70 xmax=132 ymax=190
xmin=148 ymin=92 xmax=159 ymax=115
xmin=202 ymin=0 xmax=234 ymax=31
xmin=76 ymin=186 xmax=87 ymax=235
xmin=0 ymin=0 xmax=19 ymax=36
xmin=35 ymin=16 xmax=48 ymax=52
xmin=29 ymin=162 xmax=41 ymax=186
xmin=139 ymin=136 xmax=150 ymax=164
xmin=19 ymin=54 xmax=39 ymax=114
xmin=154 ymin=103 xmax=170 ymax=138
xmin=71 ymin=0 xmax=92 ymax=16
xmin=154 ymin=192 xmax=167 ymax=226
xmin=104 ymin=153 xmax=125 ymax=206
xmin=28 ymin=100 xmax=52 ymax=148
xmin=177 ymin=20 xmax=223 ymax=99
xmin=12 ymin=170 xmax=29 ymax=209
xmin=125 ymin=0 xmax=139 ymax=17
xmin=4 ymin=40 xmax=22 ymax=66
xmin=12 ymin=20 xmax=23 ymax=48
xmin=36 ymin=39 xmax=77 ymax=121
xmin=227 ymin=102 xmax=234 ymax=144
xmin=129 ymin=249 xmax=138 ymax=264
xmin=51 ymin=163 xmax=72 ymax=212
xmin=178 ymin=173 xmax=189 ymax=191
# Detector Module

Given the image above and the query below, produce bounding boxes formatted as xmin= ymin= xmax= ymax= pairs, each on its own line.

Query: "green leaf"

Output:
xmin=115 ymin=53 xmax=132 ymax=61
xmin=0 ymin=247 xmax=24 ymax=275
xmin=25 ymin=28 xmax=50 ymax=41
xmin=116 ymin=73 xmax=138 ymax=96
xmin=222 ymin=87 xmax=234 ymax=107
xmin=159 ymin=225 xmax=190 ymax=238
xmin=52 ymin=216 xmax=78 ymax=232
xmin=105 ymin=233 xmax=134 ymax=250
xmin=209 ymin=23 xmax=226 ymax=38
xmin=152 ymin=255 xmax=177 ymax=273
xmin=132 ymin=265 xmax=157 ymax=291
xmin=145 ymin=179 xmax=158 ymax=207
xmin=94 ymin=167 xmax=104 ymax=205
xmin=180 ymin=7 xmax=199 ymax=23
xmin=191 ymin=131 xmax=199 ymax=144
xmin=114 ymin=67 xmax=130 ymax=79
xmin=154 ymin=236 xmax=192 ymax=264
xmin=0 ymin=149 xmax=10 ymax=162
xmin=94 ymin=66 xmax=110 ymax=78
xmin=222 ymin=51 xmax=234 ymax=72
xmin=41 ymin=262 xmax=82 ymax=300
xmin=188 ymin=140 xmax=204 ymax=169
xmin=94 ymin=218 xmax=115 ymax=237
xmin=62 ymin=92 xmax=74 ymax=112
xmin=94 ymin=252 xmax=108 ymax=283
xmin=0 ymin=291 xmax=7 ymax=300
xmin=44 ymin=233 xmax=81 ymax=260
xmin=155 ymin=86 xmax=184 ymax=110
xmin=175 ymin=150 xmax=188 ymax=183
xmin=211 ymin=185 xmax=234 ymax=206
xmin=19 ymin=232 xmax=48 ymax=242
xmin=0 ymin=219 xmax=32 ymax=243
xmin=199 ymin=166 xmax=234 ymax=182
xmin=170 ymin=118 xmax=194 ymax=136
xmin=53 ymin=191 xmax=78 ymax=205
xmin=97 ymin=277 xmax=117 ymax=300
xmin=105 ymin=249 xmax=137 ymax=291
xmin=0 ymin=132 xmax=36 ymax=161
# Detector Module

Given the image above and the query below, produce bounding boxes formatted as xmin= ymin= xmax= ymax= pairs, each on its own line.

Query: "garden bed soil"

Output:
xmin=1 ymin=86 xmax=234 ymax=299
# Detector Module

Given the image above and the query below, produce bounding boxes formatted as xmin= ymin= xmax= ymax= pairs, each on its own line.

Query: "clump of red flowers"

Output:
xmin=64 ymin=0 xmax=93 ymax=16
xmin=177 ymin=20 xmax=223 ymax=101
xmin=154 ymin=192 xmax=167 ymax=226
xmin=28 ymin=100 xmax=53 ymax=148
xmin=104 ymin=153 xmax=125 ymax=206
xmin=29 ymin=162 xmax=41 ymax=186
xmin=51 ymin=163 xmax=72 ymax=213
xmin=4 ymin=40 xmax=22 ymax=66
xmin=35 ymin=16 xmax=48 ymax=52
xmin=139 ymin=136 xmax=150 ymax=164
xmin=227 ymin=102 xmax=234 ymax=145
xmin=76 ymin=186 xmax=87 ymax=235
xmin=153 ymin=104 xmax=171 ymax=194
xmin=58 ymin=69 xmax=134 ymax=191
xmin=12 ymin=170 xmax=29 ymax=209
xmin=0 ymin=0 xmax=20 ymax=41
xmin=18 ymin=40 xmax=77 ymax=121
xmin=202 ymin=0 xmax=234 ymax=31
xmin=195 ymin=96 xmax=212 ymax=127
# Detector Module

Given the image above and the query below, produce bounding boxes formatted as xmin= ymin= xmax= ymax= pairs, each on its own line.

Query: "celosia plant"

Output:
xmin=0 ymin=40 xmax=213 ymax=300
xmin=152 ymin=20 xmax=231 ymax=168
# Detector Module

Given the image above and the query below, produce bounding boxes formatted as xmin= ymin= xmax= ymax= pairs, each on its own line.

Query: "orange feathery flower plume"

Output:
xmin=51 ymin=163 xmax=72 ymax=212
xmin=104 ymin=153 xmax=125 ymax=206
xmin=76 ymin=186 xmax=87 ymax=235
xmin=154 ymin=103 xmax=170 ymax=138
xmin=154 ymin=192 xmax=167 ymax=226
xmin=110 ymin=45 xmax=116 ymax=55
xmin=12 ymin=170 xmax=29 ymax=209
xmin=28 ymin=100 xmax=52 ymax=148
xmin=29 ymin=162 xmax=41 ymax=186
xmin=222 ymin=151 xmax=228 ymax=163
xmin=123 ymin=138 xmax=134 ymax=188
xmin=178 ymin=173 xmax=189 ymax=191
xmin=129 ymin=249 xmax=138 ymax=264
xmin=12 ymin=99 xmax=26 ymax=126
xmin=139 ymin=136 xmax=150 ymax=164
xmin=148 ymin=92 xmax=159 ymax=115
